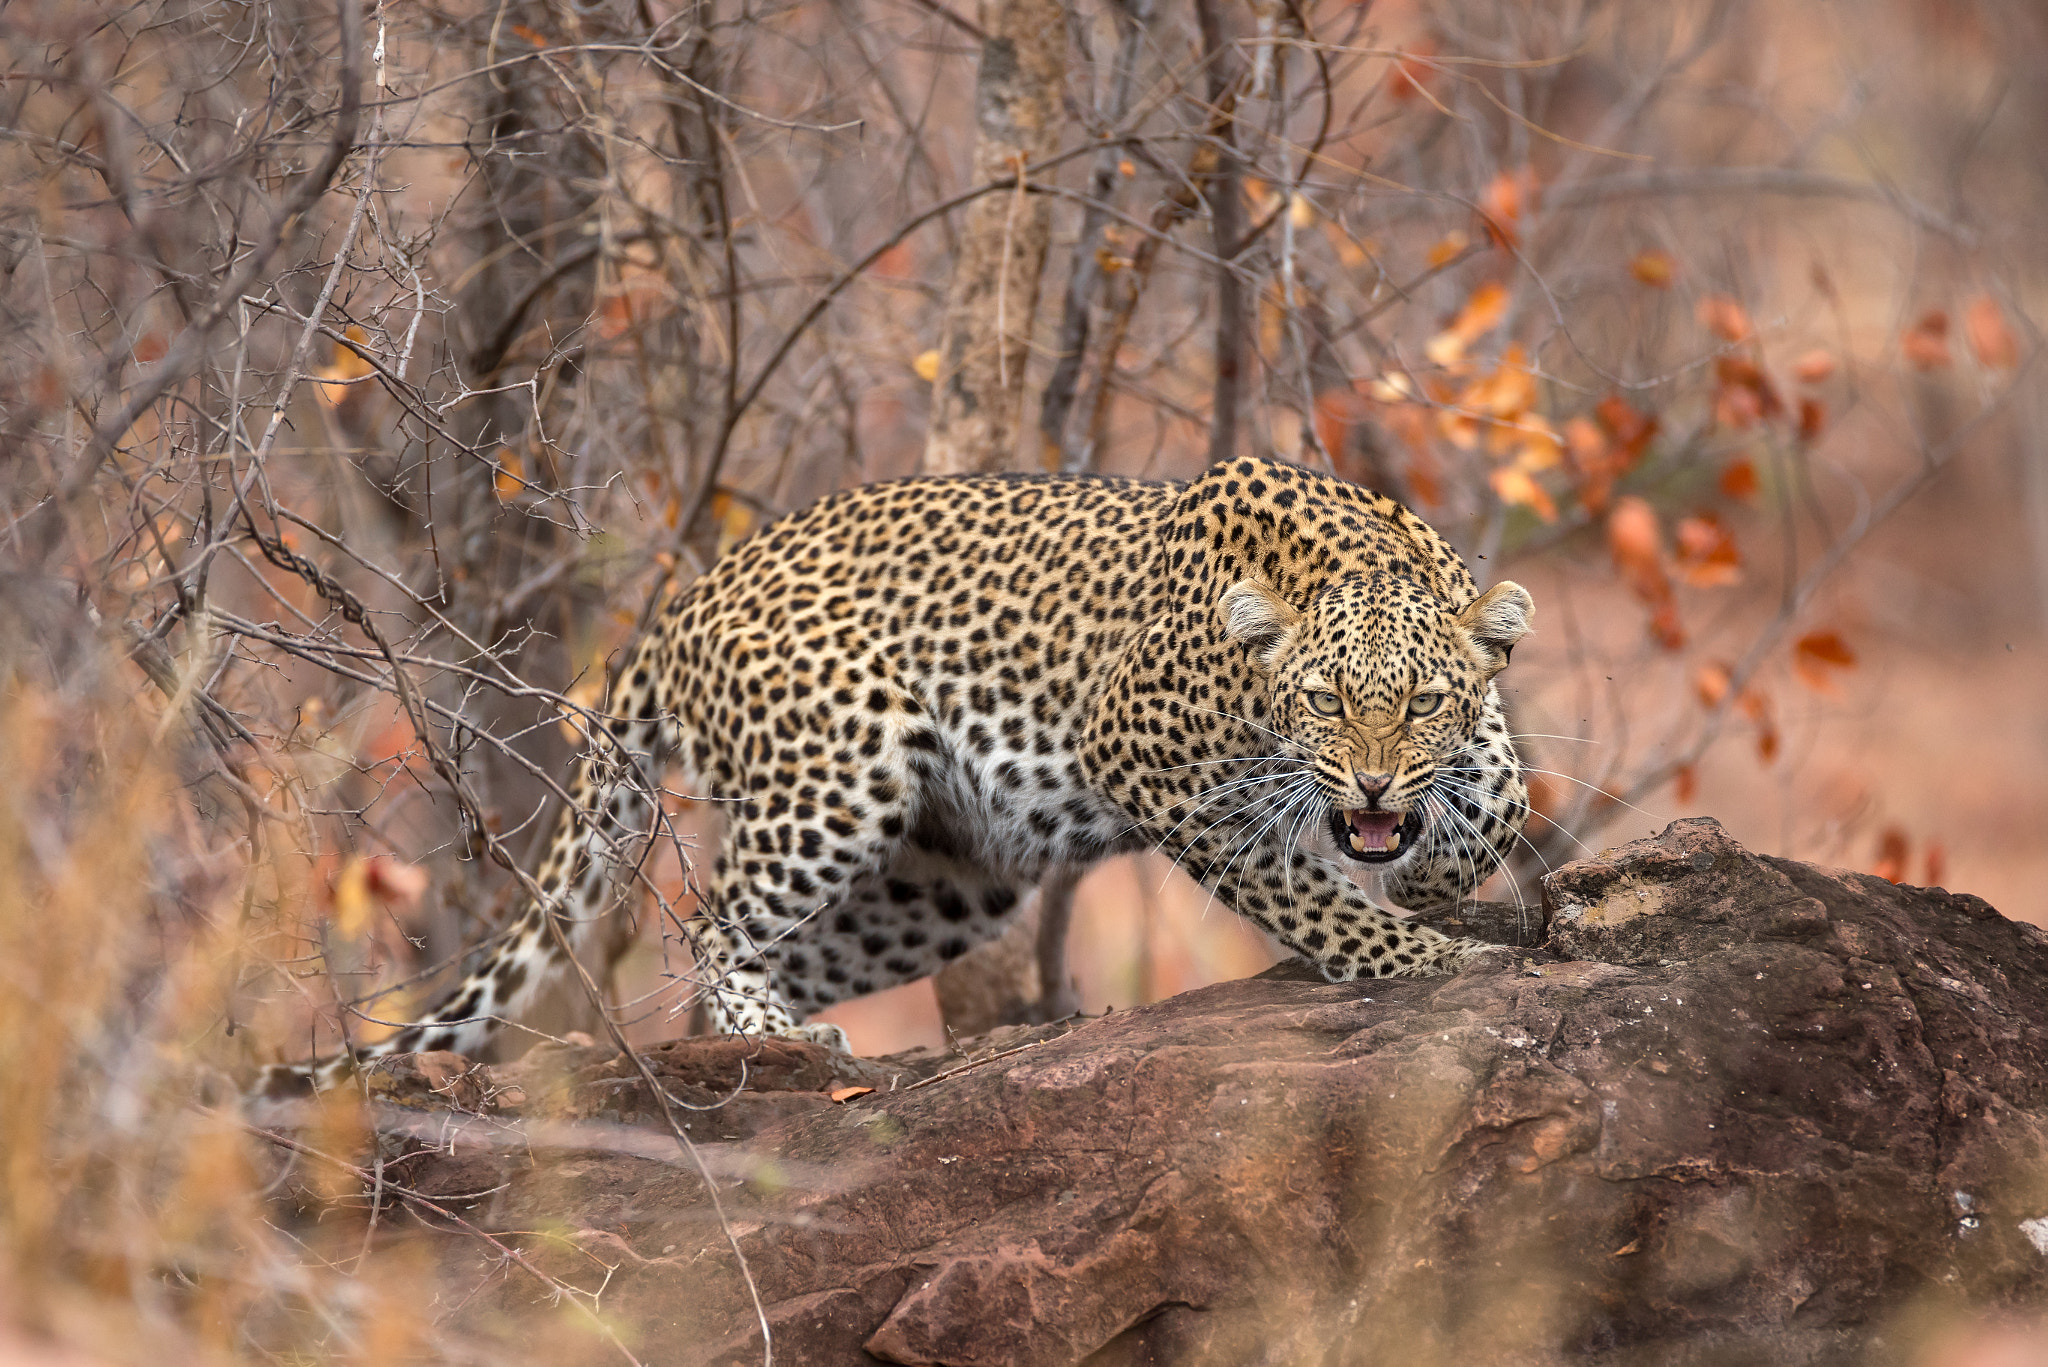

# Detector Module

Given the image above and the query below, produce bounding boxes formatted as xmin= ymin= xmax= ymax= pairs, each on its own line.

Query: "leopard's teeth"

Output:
xmin=1386 ymin=827 xmax=1401 ymax=850
xmin=1348 ymin=830 xmax=1366 ymax=852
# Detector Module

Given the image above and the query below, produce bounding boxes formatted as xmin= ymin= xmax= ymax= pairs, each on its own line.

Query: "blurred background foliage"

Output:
xmin=2 ymin=0 xmax=2046 ymax=1356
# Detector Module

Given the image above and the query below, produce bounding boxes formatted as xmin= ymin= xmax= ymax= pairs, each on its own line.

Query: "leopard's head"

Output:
xmin=1220 ymin=571 xmax=1532 ymax=868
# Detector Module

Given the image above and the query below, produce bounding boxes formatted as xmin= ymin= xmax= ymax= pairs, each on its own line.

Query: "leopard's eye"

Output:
xmin=1406 ymin=692 xmax=1446 ymax=719
xmin=1305 ymin=690 xmax=1344 ymax=718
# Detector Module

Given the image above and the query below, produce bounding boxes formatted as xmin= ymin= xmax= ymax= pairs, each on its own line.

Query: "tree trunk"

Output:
xmin=920 ymin=0 xmax=1067 ymax=474
xmin=925 ymin=0 xmax=1070 ymax=1020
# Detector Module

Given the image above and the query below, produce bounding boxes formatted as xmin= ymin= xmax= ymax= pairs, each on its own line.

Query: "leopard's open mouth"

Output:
xmin=1328 ymin=806 xmax=1424 ymax=864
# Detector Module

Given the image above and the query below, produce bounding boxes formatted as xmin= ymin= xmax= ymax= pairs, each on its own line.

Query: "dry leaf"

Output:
xmin=1478 ymin=168 xmax=1538 ymax=251
xmin=598 ymin=291 xmax=635 ymax=341
xmin=1693 ymin=661 xmax=1732 ymax=709
xmin=1673 ymin=765 xmax=1697 ymax=804
xmin=1790 ymin=349 xmax=1836 ymax=384
xmin=828 ymin=1086 xmax=874 ymax=1103
xmin=913 ymin=349 xmax=942 ymax=383
xmin=1872 ymin=827 xmax=1909 ymax=885
xmin=328 ymin=854 xmax=429 ymax=938
xmin=1673 ymin=513 xmax=1741 ymax=588
xmin=1489 ymin=465 xmax=1557 ymax=522
xmin=1718 ymin=456 xmax=1759 ymax=501
xmin=709 ymin=488 xmax=756 ymax=555
xmin=1425 ymin=231 xmax=1469 ymax=268
xmin=315 ymin=324 xmax=374 ymax=406
xmin=491 ymin=446 xmax=525 ymax=502
xmin=1696 ymin=295 xmax=1752 ymax=343
xmin=1424 ymin=281 xmax=1510 ymax=366
xmin=1964 ymin=295 xmax=2018 ymax=369
xmin=1712 ymin=356 xmax=1782 ymax=430
xmin=364 ymin=856 xmax=430 ymax=910
xmin=1594 ymin=395 xmax=1658 ymax=461
xmin=1796 ymin=397 xmax=1826 ymax=444
xmin=1462 ymin=344 xmax=1537 ymax=420
xmin=1607 ymin=496 xmax=1664 ymax=588
xmin=1793 ymin=630 xmax=1857 ymax=693
xmin=1313 ymin=388 xmax=1366 ymax=467
xmin=1924 ymin=841 xmax=1947 ymax=888
xmin=1901 ymin=310 xmax=1951 ymax=370
xmin=1608 ymin=496 xmax=1682 ymax=647
xmin=1628 ymin=251 xmax=1675 ymax=288
xmin=1390 ymin=46 xmax=1436 ymax=103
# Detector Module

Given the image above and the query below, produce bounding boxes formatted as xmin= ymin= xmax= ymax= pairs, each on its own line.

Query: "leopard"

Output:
xmin=276 ymin=455 xmax=1533 ymax=1087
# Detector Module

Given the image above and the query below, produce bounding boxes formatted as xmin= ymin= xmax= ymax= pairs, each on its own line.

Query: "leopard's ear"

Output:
xmin=1456 ymin=580 xmax=1534 ymax=678
xmin=1220 ymin=578 xmax=1302 ymax=672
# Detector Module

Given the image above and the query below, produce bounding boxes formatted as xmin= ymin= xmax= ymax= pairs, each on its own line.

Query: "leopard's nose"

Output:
xmin=1357 ymin=772 xmax=1394 ymax=803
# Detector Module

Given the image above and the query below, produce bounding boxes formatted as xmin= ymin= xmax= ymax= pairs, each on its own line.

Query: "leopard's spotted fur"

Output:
xmin=283 ymin=456 xmax=1532 ymax=1082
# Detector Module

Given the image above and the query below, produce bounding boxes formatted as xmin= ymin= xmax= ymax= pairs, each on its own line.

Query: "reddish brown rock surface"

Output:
xmin=283 ymin=819 xmax=2048 ymax=1364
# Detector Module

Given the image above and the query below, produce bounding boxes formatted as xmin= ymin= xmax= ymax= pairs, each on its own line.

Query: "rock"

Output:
xmin=302 ymin=819 xmax=2048 ymax=1365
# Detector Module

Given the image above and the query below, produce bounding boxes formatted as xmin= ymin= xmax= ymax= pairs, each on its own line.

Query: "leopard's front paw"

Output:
xmin=1445 ymin=937 xmax=1515 ymax=971
xmin=786 ymin=1021 xmax=852 ymax=1053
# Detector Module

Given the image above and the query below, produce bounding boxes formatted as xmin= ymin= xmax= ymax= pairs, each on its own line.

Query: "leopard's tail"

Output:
xmin=255 ymin=658 xmax=683 ymax=1096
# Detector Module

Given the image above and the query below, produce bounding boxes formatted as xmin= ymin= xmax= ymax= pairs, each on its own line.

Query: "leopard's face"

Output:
xmin=1221 ymin=571 xmax=1533 ymax=869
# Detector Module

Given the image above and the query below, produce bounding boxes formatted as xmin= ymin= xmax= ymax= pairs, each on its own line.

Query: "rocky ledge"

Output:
xmin=262 ymin=819 xmax=2048 ymax=1365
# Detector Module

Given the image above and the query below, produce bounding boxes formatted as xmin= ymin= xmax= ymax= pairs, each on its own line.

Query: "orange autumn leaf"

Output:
xmin=1901 ymin=310 xmax=1951 ymax=370
xmin=1872 ymin=826 xmax=1909 ymax=884
xmin=491 ymin=446 xmax=525 ymax=501
xmin=1313 ymin=387 xmax=1367 ymax=467
xmin=327 ymin=854 xmax=430 ymax=938
xmin=1693 ymin=661 xmax=1732 ymax=709
xmin=1594 ymin=394 xmax=1658 ymax=462
xmin=1712 ymin=356 xmax=1783 ymax=430
xmin=829 ymin=1086 xmax=874 ymax=1103
xmin=870 ymin=242 xmax=915 ymax=279
xmin=1425 ymin=231 xmax=1469 ymax=268
xmin=1673 ymin=764 xmax=1697 ymax=804
xmin=1478 ymin=168 xmax=1538 ymax=251
xmin=1390 ymin=45 xmax=1437 ymax=102
xmin=1404 ymin=447 xmax=1444 ymax=509
xmin=1672 ymin=512 xmax=1741 ymax=588
xmin=598 ymin=291 xmax=635 ymax=341
xmin=1964 ymin=295 xmax=2019 ymax=369
xmin=709 ymin=488 xmax=756 ymax=554
xmin=1791 ymin=349 xmax=1836 ymax=384
xmin=1696 ymin=294 xmax=1752 ymax=343
xmin=1607 ymin=496 xmax=1664 ymax=587
xmin=1649 ymin=600 xmax=1686 ymax=652
xmin=510 ymin=21 xmax=549 ymax=45
xmin=1796 ymin=397 xmax=1826 ymax=444
xmin=1462 ymin=344 xmax=1538 ymax=422
xmin=1489 ymin=464 xmax=1557 ymax=522
xmin=1424 ymin=281 xmax=1510 ymax=366
xmin=1719 ymin=455 xmax=1760 ymax=501
xmin=1923 ymin=841 xmax=1947 ymax=888
xmin=1608 ymin=497 xmax=1682 ymax=648
xmin=133 ymin=332 xmax=169 ymax=364
xmin=315 ymin=324 xmax=374 ymax=406
xmin=1793 ymin=629 xmax=1857 ymax=693
xmin=1628 ymin=251 xmax=1675 ymax=288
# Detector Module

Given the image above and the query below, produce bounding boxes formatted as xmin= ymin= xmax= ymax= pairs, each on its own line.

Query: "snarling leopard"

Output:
xmin=282 ymin=456 xmax=1532 ymax=1084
